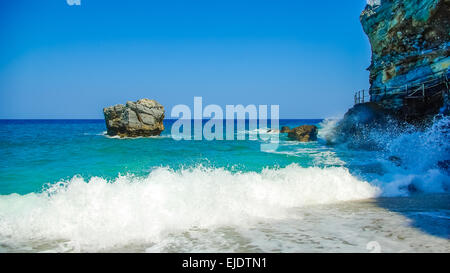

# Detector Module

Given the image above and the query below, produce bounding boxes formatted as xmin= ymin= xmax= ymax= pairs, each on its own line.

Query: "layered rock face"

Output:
xmin=103 ymin=99 xmax=165 ymax=138
xmin=361 ymin=0 xmax=449 ymax=116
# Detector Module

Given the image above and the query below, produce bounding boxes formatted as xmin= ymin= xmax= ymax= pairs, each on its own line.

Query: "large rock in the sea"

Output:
xmin=360 ymin=0 xmax=450 ymax=118
xmin=103 ymin=99 xmax=165 ymax=138
xmin=287 ymin=125 xmax=318 ymax=142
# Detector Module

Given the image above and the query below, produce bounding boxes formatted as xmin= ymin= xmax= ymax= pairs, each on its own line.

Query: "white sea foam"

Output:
xmin=82 ymin=131 xmax=107 ymax=136
xmin=317 ymin=118 xmax=340 ymax=142
xmin=103 ymin=134 xmax=171 ymax=139
xmin=366 ymin=116 xmax=449 ymax=195
xmin=0 ymin=164 xmax=379 ymax=252
xmin=235 ymin=128 xmax=280 ymax=141
xmin=263 ymin=147 xmax=345 ymax=166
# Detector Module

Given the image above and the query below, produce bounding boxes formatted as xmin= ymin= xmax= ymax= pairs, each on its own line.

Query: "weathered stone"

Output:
xmin=103 ymin=98 xmax=165 ymax=138
xmin=331 ymin=1 xmax=449 ymax=146
xmin=287 ymin=125 xmax=318 ymax=142
xmin=280 ymin=126 xmax=291 ymax=133
xmin=361 ymin=0 xmax=449 ymax=91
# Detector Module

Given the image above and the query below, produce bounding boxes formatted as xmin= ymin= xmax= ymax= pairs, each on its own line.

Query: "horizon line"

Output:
xmin=0 ymin=118 xmax=328 ymax=121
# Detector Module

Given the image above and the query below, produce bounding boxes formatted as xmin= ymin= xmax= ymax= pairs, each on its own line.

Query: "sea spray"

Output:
xmin=317 ymin=115 xmax=450 ymax=195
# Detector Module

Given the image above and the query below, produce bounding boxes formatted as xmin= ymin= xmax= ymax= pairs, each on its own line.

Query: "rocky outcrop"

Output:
xmin=336 ymin=102 xmax=396 ymax=135
xmin=287 ymin=125 xmax=318 ymax=142
xmin=280 ymin=126 xmax=292 ymax=133
xmin=333 ymin=102 xmax=403 ymax=148
xmin=103 ymin=99 xmax=165 ymax=138
xmin=360 ymin=0 xmax=449 ymax=118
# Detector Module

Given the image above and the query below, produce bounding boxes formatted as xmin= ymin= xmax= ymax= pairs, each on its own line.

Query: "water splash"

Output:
xmin=319 ymin=115 xmax=450 ymax=196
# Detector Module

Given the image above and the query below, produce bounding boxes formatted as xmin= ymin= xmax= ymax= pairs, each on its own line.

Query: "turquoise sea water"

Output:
xmin=0 ymin=118 xmax=449 ymax=252
xmin=0 ymin=119 xmax=324 ymax=195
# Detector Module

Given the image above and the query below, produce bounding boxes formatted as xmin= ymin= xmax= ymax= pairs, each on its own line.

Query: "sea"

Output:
xmin=0 ymin=118 xmax=449 ymax=253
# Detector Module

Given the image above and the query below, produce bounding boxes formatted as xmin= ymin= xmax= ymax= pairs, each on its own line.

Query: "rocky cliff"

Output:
xmin=361 ymin=0 xmax=449 ymax=118
xmin=103 ymin=99 xmax=165 ymax=138
xmin=333 ymin=0 xmax=449 ymax=144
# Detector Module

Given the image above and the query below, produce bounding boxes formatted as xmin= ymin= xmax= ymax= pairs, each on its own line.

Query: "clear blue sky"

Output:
xmin=0 ymin=0 xmax=371 ymax=119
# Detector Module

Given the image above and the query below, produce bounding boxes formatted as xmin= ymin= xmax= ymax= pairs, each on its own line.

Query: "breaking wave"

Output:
xmin=0 ymin=165 xmax=378 ymax=252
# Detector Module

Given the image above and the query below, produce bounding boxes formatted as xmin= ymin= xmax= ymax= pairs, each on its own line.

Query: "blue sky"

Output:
xmin=0 ymin=0 xmax=371 ymax=119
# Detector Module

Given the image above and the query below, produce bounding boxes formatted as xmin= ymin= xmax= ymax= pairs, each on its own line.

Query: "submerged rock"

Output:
xmin=103 ymin=99 xmax=165 ymax=138
xmin=287 ymin=125 xmax=318 ymax=142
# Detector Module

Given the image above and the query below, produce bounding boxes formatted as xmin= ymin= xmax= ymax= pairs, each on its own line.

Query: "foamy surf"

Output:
xmin=103 ymin=134 xmax=172 ymax=139
xmin=0 ymin=164 xmax=379 ymax=252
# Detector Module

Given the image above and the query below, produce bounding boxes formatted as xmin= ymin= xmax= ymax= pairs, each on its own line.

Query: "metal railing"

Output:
xmin=354 ymin=89 xmax=370 ymax=105
xmin=354 ymin=69 xmax=449 ymax=105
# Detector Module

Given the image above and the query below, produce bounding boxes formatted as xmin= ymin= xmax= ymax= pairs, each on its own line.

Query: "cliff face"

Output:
xmin=335 ymin=0 xmax=449 ymax=143
xmin=360 ymin=0 xmax=449 ymax=114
